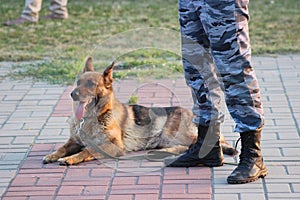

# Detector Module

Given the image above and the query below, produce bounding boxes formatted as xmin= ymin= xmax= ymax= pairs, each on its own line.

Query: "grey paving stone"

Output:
xmin=0 ymin=187 xmax=6 ymax=198
xmin=2 ymin=153 xmax=27 ymax=161
xmin=291 ymin=183 xmax=300 ymax=193
xmin=12 ymin=84 xmax=33 ymax=90
xmin=0 ymin=129 xmax=38 ymax=137
xmin=0 ymin=164 xmax=20 ymax=170
xmin=2 ymin=123 xmax=24 ymax=130
xmin=3 ymin=93 xmax=27 ymax=101
xmin=265 ymin=176 xmax=300 ymax=183
xmin=0 ymin=178 xmax=12 ymax=187
xmin=31 ymin=111 xmax=52 ymax=117
xmin=266 ymin=183 xmax=292 ymax=193
xmin=266 ymin=165 xmax=288 ymax=176
xmin=35 ymin=139 xmax=68 ymax=144
xmin=47 ymin=116 xmax=70 ymax=123
xmin=214 ymin=193 xmax=239 ymax=200
xmin=0 ymin=103 xmax=16 ymax=113
xmin=23 ymin=121 xmax=46 ymax=130
xmin=39 ymin=129 xmax=64 ymax=136
xmin=16 ymin=105 xmax=54 ymax=111
xmin=240 ymin=193 xmax=266 ymax=200
xmin=214 ymin=187 xmax=265 ymax=194
xmin=0 ymin=137 xmax=14 ymax=145
xmin=277 ymin=132 xmax=299 ymax=140
xmin=12 ymin=136 xmax=35 ymax=145
xmin=282 ymin=148 xmax=300 ymax=156
xmin=36 ymin=135 xmax=69 ymax=141
xmin=0 ymin=160 xmax=25 ymax=166
xmin=18 ymin=100 xmax=40 ymax=106
xmin=10 ymin=110 xmax=32 ymax=118
xmin=268 ymin=193 xmax=300 ymax=199
xmin=261 ymin=148 xmax=282 ymax=157
xmin=45 ymin=88 xmax=66 ymax=94
xmin=23 ymin=94 xmax=61 ymax=100
xmin=43 ymin=124 xmax=69 ymax=130
xmin=286 ymin=166 xmax=300 ymax=175
xmin=26 ymin=88 xmax=47 ymax=95
xmin=0 ymin=169 xmax=16 ymax=178
xmin=38 ymin=100 xmax=59 ymax=106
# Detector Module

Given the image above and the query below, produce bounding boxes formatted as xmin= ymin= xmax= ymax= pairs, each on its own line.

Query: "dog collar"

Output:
xmin=76 ymin=118 xmax=85 ymax=135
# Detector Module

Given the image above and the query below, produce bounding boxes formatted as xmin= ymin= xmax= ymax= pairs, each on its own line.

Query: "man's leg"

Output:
xmin=4 ymin=0 xmax=42 ymax=25
xmin=48 ymin=0 xmax=68 ymax=19
xmin=199 ymin=0 xmax=267 ymax=183
xmin=165 ymin=0 xmax=224 ymax=167
xmin=22 ymin=0 xmax=42 ymax=22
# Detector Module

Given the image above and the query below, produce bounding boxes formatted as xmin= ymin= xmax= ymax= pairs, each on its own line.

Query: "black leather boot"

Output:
xmin=164 ymin=124 xmax=224 ymax=167
xmin=227 ymin=129 xmax=268 ymax=184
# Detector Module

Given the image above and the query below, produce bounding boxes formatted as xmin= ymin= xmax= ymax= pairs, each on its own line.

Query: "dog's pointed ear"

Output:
xmin=84 ymin=57 xmax=94 ymax=72
xmin=103 ymin=61 xmax=115 ymax=89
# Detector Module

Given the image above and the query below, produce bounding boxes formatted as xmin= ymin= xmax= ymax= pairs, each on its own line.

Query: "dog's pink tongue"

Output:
xmin=75 ymin=102 xmax=86 ymax=120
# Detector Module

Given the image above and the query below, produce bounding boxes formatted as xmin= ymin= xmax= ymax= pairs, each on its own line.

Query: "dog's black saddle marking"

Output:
xmin=131 ymin=105 xmax=151 ymax=126
xmin=131 ymin=105 xmax=180 ymax=126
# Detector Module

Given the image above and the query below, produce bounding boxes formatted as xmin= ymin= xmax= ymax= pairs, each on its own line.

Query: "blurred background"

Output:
xmin=0 ymin=0 xmax=299 ymax=84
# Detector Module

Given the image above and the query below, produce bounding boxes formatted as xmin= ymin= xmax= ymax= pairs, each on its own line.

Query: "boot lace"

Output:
xmin=187 ymin=139 xmax=201 ymax=154
xmin=234 ymin=137 xmax=254 ymax=168
xmin=234 ymin=137 xmax=241 ymax=152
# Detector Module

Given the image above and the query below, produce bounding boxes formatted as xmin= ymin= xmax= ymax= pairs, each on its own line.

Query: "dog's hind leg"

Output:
xmin=158 ymin=145 xmax=189 ymax=155
xmin=43 ymin=138 xmax=83 ymax=164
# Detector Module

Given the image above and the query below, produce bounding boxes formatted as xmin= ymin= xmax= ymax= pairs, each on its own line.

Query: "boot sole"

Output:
xmin=166 ymin=161 xmax=224 ymax=168
xmin=227 ymin=168 xmax=268 ymax=184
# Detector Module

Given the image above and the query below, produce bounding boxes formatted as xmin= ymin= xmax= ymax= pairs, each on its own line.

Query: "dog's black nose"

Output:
xmin=71 ymin=90 xmax=79 ymax=101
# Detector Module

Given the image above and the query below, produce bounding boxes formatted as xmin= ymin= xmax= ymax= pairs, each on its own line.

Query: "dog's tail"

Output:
xmin=220 ymin=134 xmax=238 ymax=156
xmin=221 ymin=143 xmax=238 ymax=156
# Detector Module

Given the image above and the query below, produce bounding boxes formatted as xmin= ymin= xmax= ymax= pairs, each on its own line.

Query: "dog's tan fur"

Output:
xmin=43 ymin=57 xmax=237 ymax=165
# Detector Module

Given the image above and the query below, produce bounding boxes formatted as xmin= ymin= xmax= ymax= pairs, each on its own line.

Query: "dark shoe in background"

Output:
xmin=40 ymin=14 xmax=66 ymax=20
xmin=3 ymin=17 xmax=34 ymax=26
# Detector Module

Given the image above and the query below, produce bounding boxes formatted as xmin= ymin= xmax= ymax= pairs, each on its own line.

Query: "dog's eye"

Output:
xmin=86 ymin=80 xmax=96 ymax=87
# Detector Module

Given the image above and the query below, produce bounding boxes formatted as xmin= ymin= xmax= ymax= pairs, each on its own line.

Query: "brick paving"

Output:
xmin=2 ymin=143 xmax=211 ymax=200
xmin=0 ymin=55 xmax=300 ymax=199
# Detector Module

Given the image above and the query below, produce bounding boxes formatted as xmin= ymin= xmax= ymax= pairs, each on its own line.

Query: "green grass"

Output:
xmin=0 ymin=0 xmax=299 ymax=84
xmin=249 ymin=0 xmax=300 ymax=54
xmin=128 ymin=95 xmax=139 ymax=104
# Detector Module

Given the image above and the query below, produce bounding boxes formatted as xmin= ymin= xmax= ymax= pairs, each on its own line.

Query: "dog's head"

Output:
xmin=71 ymin=57 xmax=115 ymax=119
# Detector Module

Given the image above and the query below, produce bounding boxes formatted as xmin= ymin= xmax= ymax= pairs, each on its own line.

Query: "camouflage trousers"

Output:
xmin=179 ymin=0 xmax=264 ymax=133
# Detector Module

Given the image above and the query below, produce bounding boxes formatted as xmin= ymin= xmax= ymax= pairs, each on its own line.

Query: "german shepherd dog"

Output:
xmin=43 ymin=57 xmax=237 ymax=165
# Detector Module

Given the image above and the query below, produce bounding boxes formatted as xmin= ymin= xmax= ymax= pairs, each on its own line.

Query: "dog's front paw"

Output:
xmin=58 ymin=157 xmax=77 ymax=166
xmin=43 ymin=154 xmax=60 ymax=164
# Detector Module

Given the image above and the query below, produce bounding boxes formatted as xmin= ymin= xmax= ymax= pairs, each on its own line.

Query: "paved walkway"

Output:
xmin=0 ymin=55 xmax=300 ymax=200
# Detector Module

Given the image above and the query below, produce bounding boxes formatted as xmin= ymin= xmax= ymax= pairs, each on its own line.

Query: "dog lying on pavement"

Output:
xmin=43 ymin=57 xmax=237 ymax=165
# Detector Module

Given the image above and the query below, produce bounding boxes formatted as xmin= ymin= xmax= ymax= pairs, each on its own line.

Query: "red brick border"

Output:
xmin=2 ymin=143 xmax=212 ymax=200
